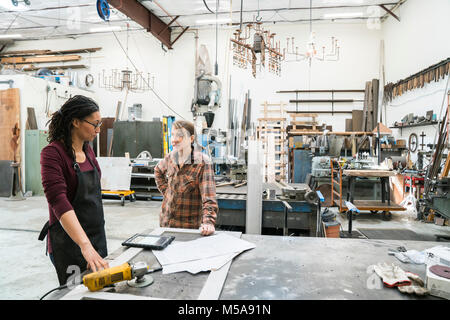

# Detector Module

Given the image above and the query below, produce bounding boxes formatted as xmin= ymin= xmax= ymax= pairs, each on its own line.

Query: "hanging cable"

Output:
xmin=239 ymin=0 xmax=243 ymax=31
xmin=203 ymin=0 xmax=215 ymax=14
xmin=309 ymin=0 xmax=312 ymax=34
xmin=215 ymin=0 xmax=219 ymax=75
xmin=107 ymin=21 xmax=186 ymax=120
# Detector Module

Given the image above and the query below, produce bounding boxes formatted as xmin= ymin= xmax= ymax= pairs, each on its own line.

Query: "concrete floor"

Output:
xmin=0 ymin=196 xmax=448 ymax=300
xmin=0 ymin=196 xmax=161 ymax=300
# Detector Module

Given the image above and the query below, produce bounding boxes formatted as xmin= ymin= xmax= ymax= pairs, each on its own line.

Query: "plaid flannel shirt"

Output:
xmin=154 ymin=148 xmax=218 ymax=229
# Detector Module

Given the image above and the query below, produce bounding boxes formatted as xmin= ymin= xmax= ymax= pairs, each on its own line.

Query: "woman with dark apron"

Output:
xmin=38 ymin=95 xmax=109 ymax=286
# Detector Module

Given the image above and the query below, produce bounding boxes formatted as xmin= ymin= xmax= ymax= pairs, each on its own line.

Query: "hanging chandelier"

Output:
xmin=98 ymin=69 xmax=154 ymax=92
xmin=231 ymin=21 xmax=283 ymax=77
xmin=230 ymin=0 xmax=283 ymax=78
xmin=98 ymin=24 xmax=154 ymax=92
xmin=283 ymin=0 xmax=340 ymax=65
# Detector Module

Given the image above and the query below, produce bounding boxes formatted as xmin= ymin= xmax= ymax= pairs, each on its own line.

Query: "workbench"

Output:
xmin=46 ymin=228 xmax=446 ymax=300
xmin=216 ymin=183 xmax=318 ymax=236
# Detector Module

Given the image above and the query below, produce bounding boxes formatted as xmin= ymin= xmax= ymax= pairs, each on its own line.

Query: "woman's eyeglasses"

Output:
xmin=83 ymin=119 xmax=103 ymax=129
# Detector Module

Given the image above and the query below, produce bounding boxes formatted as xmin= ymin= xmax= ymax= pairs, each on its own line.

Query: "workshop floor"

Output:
xmin=334 ymin=207 xmax=448 ymax=240
xmin=0 ymin=196 xmax=448 ymax=300
xmin=0 ymin=196 xmax=161 ymax=300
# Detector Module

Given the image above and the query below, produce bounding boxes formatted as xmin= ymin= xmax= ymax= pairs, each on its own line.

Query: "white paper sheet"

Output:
xmin=163 ymin=252 xmax=240 ymax=275
xmin=153 ymin=233 xmax=256 ymax=274
xmin=153 ymin=233 xmax=255 ymax=265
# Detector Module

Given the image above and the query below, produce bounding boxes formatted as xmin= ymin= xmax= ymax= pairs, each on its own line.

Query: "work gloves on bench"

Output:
xmin=373 ymin=262 xmax=428 ymax=296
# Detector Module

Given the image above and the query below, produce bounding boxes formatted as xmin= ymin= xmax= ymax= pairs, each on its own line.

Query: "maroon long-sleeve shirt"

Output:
xmin=40 ymin=141 xmax=101 ymax=253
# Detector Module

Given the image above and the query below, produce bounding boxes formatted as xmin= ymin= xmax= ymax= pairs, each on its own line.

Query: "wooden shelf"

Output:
xmin=287 ymin=110 xmax=353 ymax=114
xmin=334 ymin=200 xmax=406 ymax=212
xmin=277 ymin=89 xmax=365 ymax=115
xmin=390 ymin=121 xmax=439 ymax=134
xmin=289 ymin=131 xmax=373 ymax=136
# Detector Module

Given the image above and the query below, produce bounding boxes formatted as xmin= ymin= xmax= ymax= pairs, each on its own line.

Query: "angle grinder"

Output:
xmin=82 ymin=261 xmax=155 ymax=291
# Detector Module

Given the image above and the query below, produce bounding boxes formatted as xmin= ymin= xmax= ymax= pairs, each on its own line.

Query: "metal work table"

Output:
xmin=47 ymin=228 xmax=446 ymax=300
xmin=334 ymin=169 xmax=406 ymax=219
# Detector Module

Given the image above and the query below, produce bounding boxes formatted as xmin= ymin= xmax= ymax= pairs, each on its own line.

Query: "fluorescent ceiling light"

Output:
xmin=195 ymin=18 xmax=232 ymax=25
xmin=89 ymin=26 xmax=122 ymax=32
xmin=323 ymin=12 xmax=364 ymax=19
xmin=0 ymin=34 xmax=23 ymax=39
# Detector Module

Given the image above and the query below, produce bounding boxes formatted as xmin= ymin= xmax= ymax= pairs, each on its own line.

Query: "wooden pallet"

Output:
xmin=257 ymin=101 xmax=288 ymax=182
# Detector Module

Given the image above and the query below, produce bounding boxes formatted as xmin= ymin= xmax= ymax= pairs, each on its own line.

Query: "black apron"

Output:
xmin=38 ymin=153 xmax=107 ymax=285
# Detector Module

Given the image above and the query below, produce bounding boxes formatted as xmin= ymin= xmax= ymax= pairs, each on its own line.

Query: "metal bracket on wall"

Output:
xmin=0 ymin=80 xmax=14 ymax=88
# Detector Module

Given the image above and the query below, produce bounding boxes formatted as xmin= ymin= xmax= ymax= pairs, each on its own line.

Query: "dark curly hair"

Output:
xmin=46 ymin=95 xmax=100 ymax=163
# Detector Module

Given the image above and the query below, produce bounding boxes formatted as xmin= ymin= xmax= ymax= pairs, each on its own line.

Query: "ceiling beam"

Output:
xmin=379 ymin=4 xmax=400 ymax=21
xmin=380 ymin=0 xmax=407 ymax=22
xmin=108 ymin=0 xmax=173 ymax=49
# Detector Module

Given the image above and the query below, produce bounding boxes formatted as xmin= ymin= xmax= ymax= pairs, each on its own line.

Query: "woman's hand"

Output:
xmin=80 ymin=242 xmax=109 ymax=272
xmin=200 ymin=223 xmax=215 ymax=236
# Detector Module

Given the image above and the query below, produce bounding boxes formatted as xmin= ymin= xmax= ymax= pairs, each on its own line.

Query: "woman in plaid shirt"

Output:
xmin=154 ymin=120 xmax=218 ymax=236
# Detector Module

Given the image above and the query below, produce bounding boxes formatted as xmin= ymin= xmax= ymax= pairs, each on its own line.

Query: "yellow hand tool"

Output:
xmin=82 ymin=261 xmax=153 ymax=292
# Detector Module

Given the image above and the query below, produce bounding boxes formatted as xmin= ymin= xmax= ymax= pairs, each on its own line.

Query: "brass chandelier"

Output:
xmin=231 ymin=21 xmax=284 ymax=78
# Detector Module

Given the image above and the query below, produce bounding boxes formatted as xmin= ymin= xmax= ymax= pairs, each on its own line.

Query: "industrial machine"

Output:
xmin=191 ymin=45 xmax=222 ymax=128
xmin=279 ymin=183 xmax=318 ymax=204
xmin=229 ymin=165 xmax=247 ymax=181
xmin=419 ymin=177 xmax=450 ymax=220
xmin=200 ymin=129 xmax=227 ymax=162
xmin=311 ymin=156 xmax=331 ymax=178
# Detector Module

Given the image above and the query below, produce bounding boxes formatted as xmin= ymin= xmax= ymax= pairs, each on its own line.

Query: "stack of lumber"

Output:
xmin=361 ymin=79 xmax=379 ymax=132
xmin=0 ymin=47 xmax=101 ymax=72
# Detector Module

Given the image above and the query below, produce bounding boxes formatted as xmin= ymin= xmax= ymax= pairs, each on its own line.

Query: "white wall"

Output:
xmin=383 ymin=0 xmax=450 ymax=83
xmin=3 ymin=0 xmax=448 ymax=160
xmin=169 ymin=22 xmax=382 ymax=131
xmin=4 ymin=30 xmax=172 ymax=121
xmin=0 ymin=74 xmax=96 ymax=190
xmin=3 ymin=20 xmax=382 ymax=132
xmin=382 ymin=0 xmax=450 ymax=158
